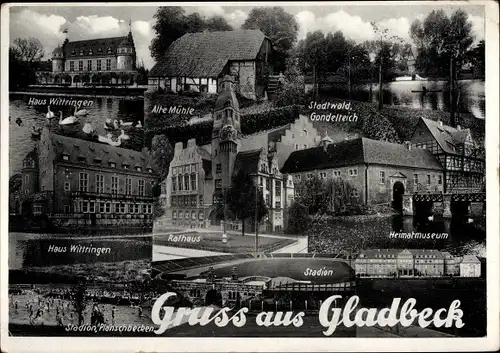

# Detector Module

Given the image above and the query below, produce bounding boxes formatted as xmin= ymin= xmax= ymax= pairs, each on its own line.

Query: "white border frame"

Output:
xmin=1 ymin=1 xmax=498 ymax=352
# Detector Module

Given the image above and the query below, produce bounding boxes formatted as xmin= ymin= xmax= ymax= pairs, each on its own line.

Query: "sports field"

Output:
xmin=210 ymin=258 xmax=353 ymax=283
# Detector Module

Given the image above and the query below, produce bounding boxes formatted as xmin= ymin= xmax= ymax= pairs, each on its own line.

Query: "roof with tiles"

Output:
xmin=281 ymin=137 xmax=442 ymax=174
xmin=149 ymin=30 xmax=268 ymax=78
xmin=419 ymin=117 xmax=473 ymax=155
xmin=461 ymin=255 xmax=480 ymax=263
xmin=234 ymin=149 xmax=263 ymax=175
xmin=43 ymin=128 xmax=155 ymax=174
xmin=62 ymin=35 xmax=132 ymax=58
xmin=357 ymin=249 xmax=446 ymax=259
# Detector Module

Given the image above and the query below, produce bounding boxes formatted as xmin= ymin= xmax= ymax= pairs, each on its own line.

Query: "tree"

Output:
xmin=204 ymin=15 xmax=233 ymax=31
xmin=150 ymin=7 xmax=191 ymax=61
xmin=286 ymin=201 xmax=309 ymax=235
xmin=274 ymin=56 xmax=305 ymax=107
xmin=467 ymin=40 xmax=485 ymax=78
xmin=297 ymin=31 xmax=326 ymax=98
xmin=242 ymin=7 xmax=299 ymax=73
xmin=150 ymin=7 xmax=234 ymax=61
xmin=294 ymin=174 xmax=328 ymax=214
xmin=225 ymin=169 xmax=268 ymax=236
xmin=9 ymin=174 xmax=22 ymax=193
xmin=150 ymin=134 xmax=174 ymax=181
xmin=11 ymin=37 xmax=44 ymax=62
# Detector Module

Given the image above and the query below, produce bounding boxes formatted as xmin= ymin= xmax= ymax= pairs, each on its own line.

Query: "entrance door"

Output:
xmin=392 ymin=181 xmax=405 ymax=210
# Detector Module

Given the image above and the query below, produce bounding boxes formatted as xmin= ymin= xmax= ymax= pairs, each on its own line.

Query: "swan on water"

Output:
xmin=467 ymin=218 xmax=474 ymax=224
xmin=427 ymin=215 xmax=434 ymax=222
xmin=46 ymin=105 xmax=55 ymax=119
xmin=82 ymin=123 xmax=94 ymax=134
xmin=98 ymin=133 xmax=123 ymax=147
xmin=73 ymin=106 xmax=90 ymax=117
xmin=119 ymin=129 xmax=130 ymax=140
xmin=113 ymin=120 xmax=120 ymax=130
xmin=135 ymin=121 xmax=143 ymax=128
xmin=120 ymin=120 xmax=133 ymax=127
xmin=59 ymin=111 xmax=78 ymax=125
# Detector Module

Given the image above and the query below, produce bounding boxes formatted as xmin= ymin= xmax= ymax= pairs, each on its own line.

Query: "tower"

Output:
xmin=21 ymin=149 xmax=39 ymax=194
xmin=212 ymin=75 xmax=241 ymax=191
xmin=117 ymin=26 xmax=135 ymax=71
xmin=51 ymin=46 xmax=65 ymax=73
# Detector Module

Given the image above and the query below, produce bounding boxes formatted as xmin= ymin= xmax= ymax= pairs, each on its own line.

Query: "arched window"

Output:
xmin=172 ymin=211 xmax=177 ymax=219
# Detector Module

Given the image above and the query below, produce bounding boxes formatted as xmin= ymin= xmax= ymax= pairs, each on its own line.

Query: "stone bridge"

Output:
xmin=403 ymin=192 xmax=486 ymax=218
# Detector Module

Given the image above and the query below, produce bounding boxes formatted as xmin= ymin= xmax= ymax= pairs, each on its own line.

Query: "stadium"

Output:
xmin=152 ymin=253 xmax=356 ymax=312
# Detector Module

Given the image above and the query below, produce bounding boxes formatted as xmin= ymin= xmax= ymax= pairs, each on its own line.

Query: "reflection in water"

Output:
xmin=319 ymin=79 xmax=485 ymax=119
xmin=9 ymin=95 xmax=144 ymax=176
xmin=9 ymin=234 xmax=152 ymax=269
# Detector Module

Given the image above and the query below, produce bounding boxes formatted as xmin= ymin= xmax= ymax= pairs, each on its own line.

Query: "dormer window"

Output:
xmin=123 ymin=163 xmax=130 ymax=170
xmin=147 ymin=168 xmax=153 ymax=173
xmin=62 ymin=154 xmax=70 ymax=161
xmin=93 ymin=157 xmax=102 ymax=164
xmin=109 ymin=161 xmax=116 ymax=168
xmin=71 ymin=50 xmax=76 ymax=55
xmin=79 ymin=49 xmax=84 ymax=55
xmin=135 ymin=166 xmax=142 ymax=172
xmin=77 ymin=155 xmax=86 ymax=162
xmin=89 ymin=49 xmax=93 ymax=55
xmin=98 ymin=47 xmax=103 ymax=53
xmin=107 ymin=47 xmax=112 ymax=53
xmin=73 ymin=144 xmax=80 ymax=149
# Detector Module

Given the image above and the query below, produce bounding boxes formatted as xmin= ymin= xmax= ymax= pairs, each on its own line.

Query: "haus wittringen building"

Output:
xmin=10 ymin=127 xmax=157 ymax=230
xmin=43 ymin=29 xmax=137 ymax=86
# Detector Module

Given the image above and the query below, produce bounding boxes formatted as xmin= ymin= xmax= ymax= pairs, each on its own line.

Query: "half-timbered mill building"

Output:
xmin=410 ymin=117 xmax=485 ymax=193
xmin=148 ymin=30 xmax=273 ymax=100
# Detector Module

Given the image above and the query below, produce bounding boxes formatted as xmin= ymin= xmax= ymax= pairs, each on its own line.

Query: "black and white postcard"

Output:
xmin=1 ymin=1 xmax=498 ymax=352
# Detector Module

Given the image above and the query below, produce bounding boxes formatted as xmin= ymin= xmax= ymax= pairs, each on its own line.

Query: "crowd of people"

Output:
xmin=9 ymin=285 xmax=150 ymax=327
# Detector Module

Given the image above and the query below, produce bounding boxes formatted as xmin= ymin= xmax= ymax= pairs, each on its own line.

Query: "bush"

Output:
xmin=285 ymin=202 xmax=310 ymax=235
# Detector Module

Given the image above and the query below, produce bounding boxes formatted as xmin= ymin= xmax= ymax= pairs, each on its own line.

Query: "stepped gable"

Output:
xmin=150 ymin=30 xmax=267 ymax=78
xmin=281 ymin=137 xmax=442 ymax=174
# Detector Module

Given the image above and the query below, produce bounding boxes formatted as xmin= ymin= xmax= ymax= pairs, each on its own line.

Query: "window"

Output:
xmin=413 ymin=174 xmax=419 ymax=186
xmin=319 ymin=172 xmax=327 ymax=179
xmin=125 ymin=178 xmax=132 ymax=195
xmin=275 ymin=180 xmax=281 ymax=196
xmin=70 ymin=61 xmax=74 ymax=71
xmin=191 ymin=164 xmax=197 ymax=173
xmin=79 ymin=172 xmax=89 ymax=192
xmin=33 ymin=205 xmax=42 ymax=215
xmin=172 ymin=177 xmax=177 ymax=192
xmin=199 ymin=211 xmax=204 ymax=220
xmin=172 ymin=211 xmax=177 ymax=219
xmin=438 ymin=175 xmax=443 ymax=185
xmin=184 ymin=175 xmax=189 ymax=191
xmin=426 ymin=174 xmax=431 ymax=185
xmin=62 ymin=154 xmax=69 ymax=161
xmin=109 ymin=162 xmax=116 ymax=168
xmin=216 ymin=163 xmax=222 ymax=174
xmin=178 ymin=175 xmax=183 ymax=191
xmin=349 ymin=169 xmax=358 ymax=177
xmin=135 ymin=166 xmax=142 ymax=172
xmin=105 ymin=203 xmax=111 ymax=213
xmin=89 ymin=201 xmax=95 ymax=213
xmin=95 ymin=175 xmax=104 ymax=193
xmin=294 ymin=144 xmax=299 ymax=150
xmin=215 ymin=179 xmax=222 ymax=190
xmin=306 ymin=173 xmax=313 ymax=179
xmin=303 ymin=144 xmax=307 ymax=149
xmin=106 ymin=59 xmax=111 ymax=71
xmin=64 ymin=205 xmax=70 ymax=214
xmin=199 ymin=195 xmax=204 ymax=205
xmin=380 ymin=171 xmax=385 ymax=184
xmin=138 ymin=180 xmax=145 ymax=196
xmin=350 ymin=189 xmax=359 ymax=197
xmin=78 ymin=60 xmax=83 ymax=71
xmin=275 ymin=201 xmax=281 ymax=209
xmin=80 ymin=201 xmax=88 ymax=213
xmin=64 ymin=181 xmax=70 ymax=192
xmin=333 ymin=171 xmax=341 ymax=177
xmin=87 ymin=60 xmax=92 ymax=71
xmin=99 ymin=202 xmax=105 ymax=213
xmin=111 ymin=176 xmax=119 ymax=194
xmin=123 ymin=163 xmax=130 ymax=170
xmin=118 ymin=203 xmax=126 ymax=214
xmin=179 ymin=211 xmax=184 ymax=219
xmin=265 ymin=194 xmax=270 ymax=206
xmin=24 ymin=175 xmax=29 ymax=184
xmin=96 ymin=60 xmax=101 ymax=71
xmin=295 ymin=175 xmax=301 ymax=181
xmin=191 ymin=174 xmax=197 ymax=191
xmin=191 ymin=211 xmax=196 ymax=220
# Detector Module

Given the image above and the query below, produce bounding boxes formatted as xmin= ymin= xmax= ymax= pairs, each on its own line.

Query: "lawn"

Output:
xmin=153 ymin=232 xmax=296 ymax=253
xmin=211 ymin=258 xmax=353 ymax=283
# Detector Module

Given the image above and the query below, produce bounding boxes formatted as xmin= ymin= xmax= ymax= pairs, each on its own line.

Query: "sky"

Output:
xmin=9 ymin=3 xmax=485 ymax=69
